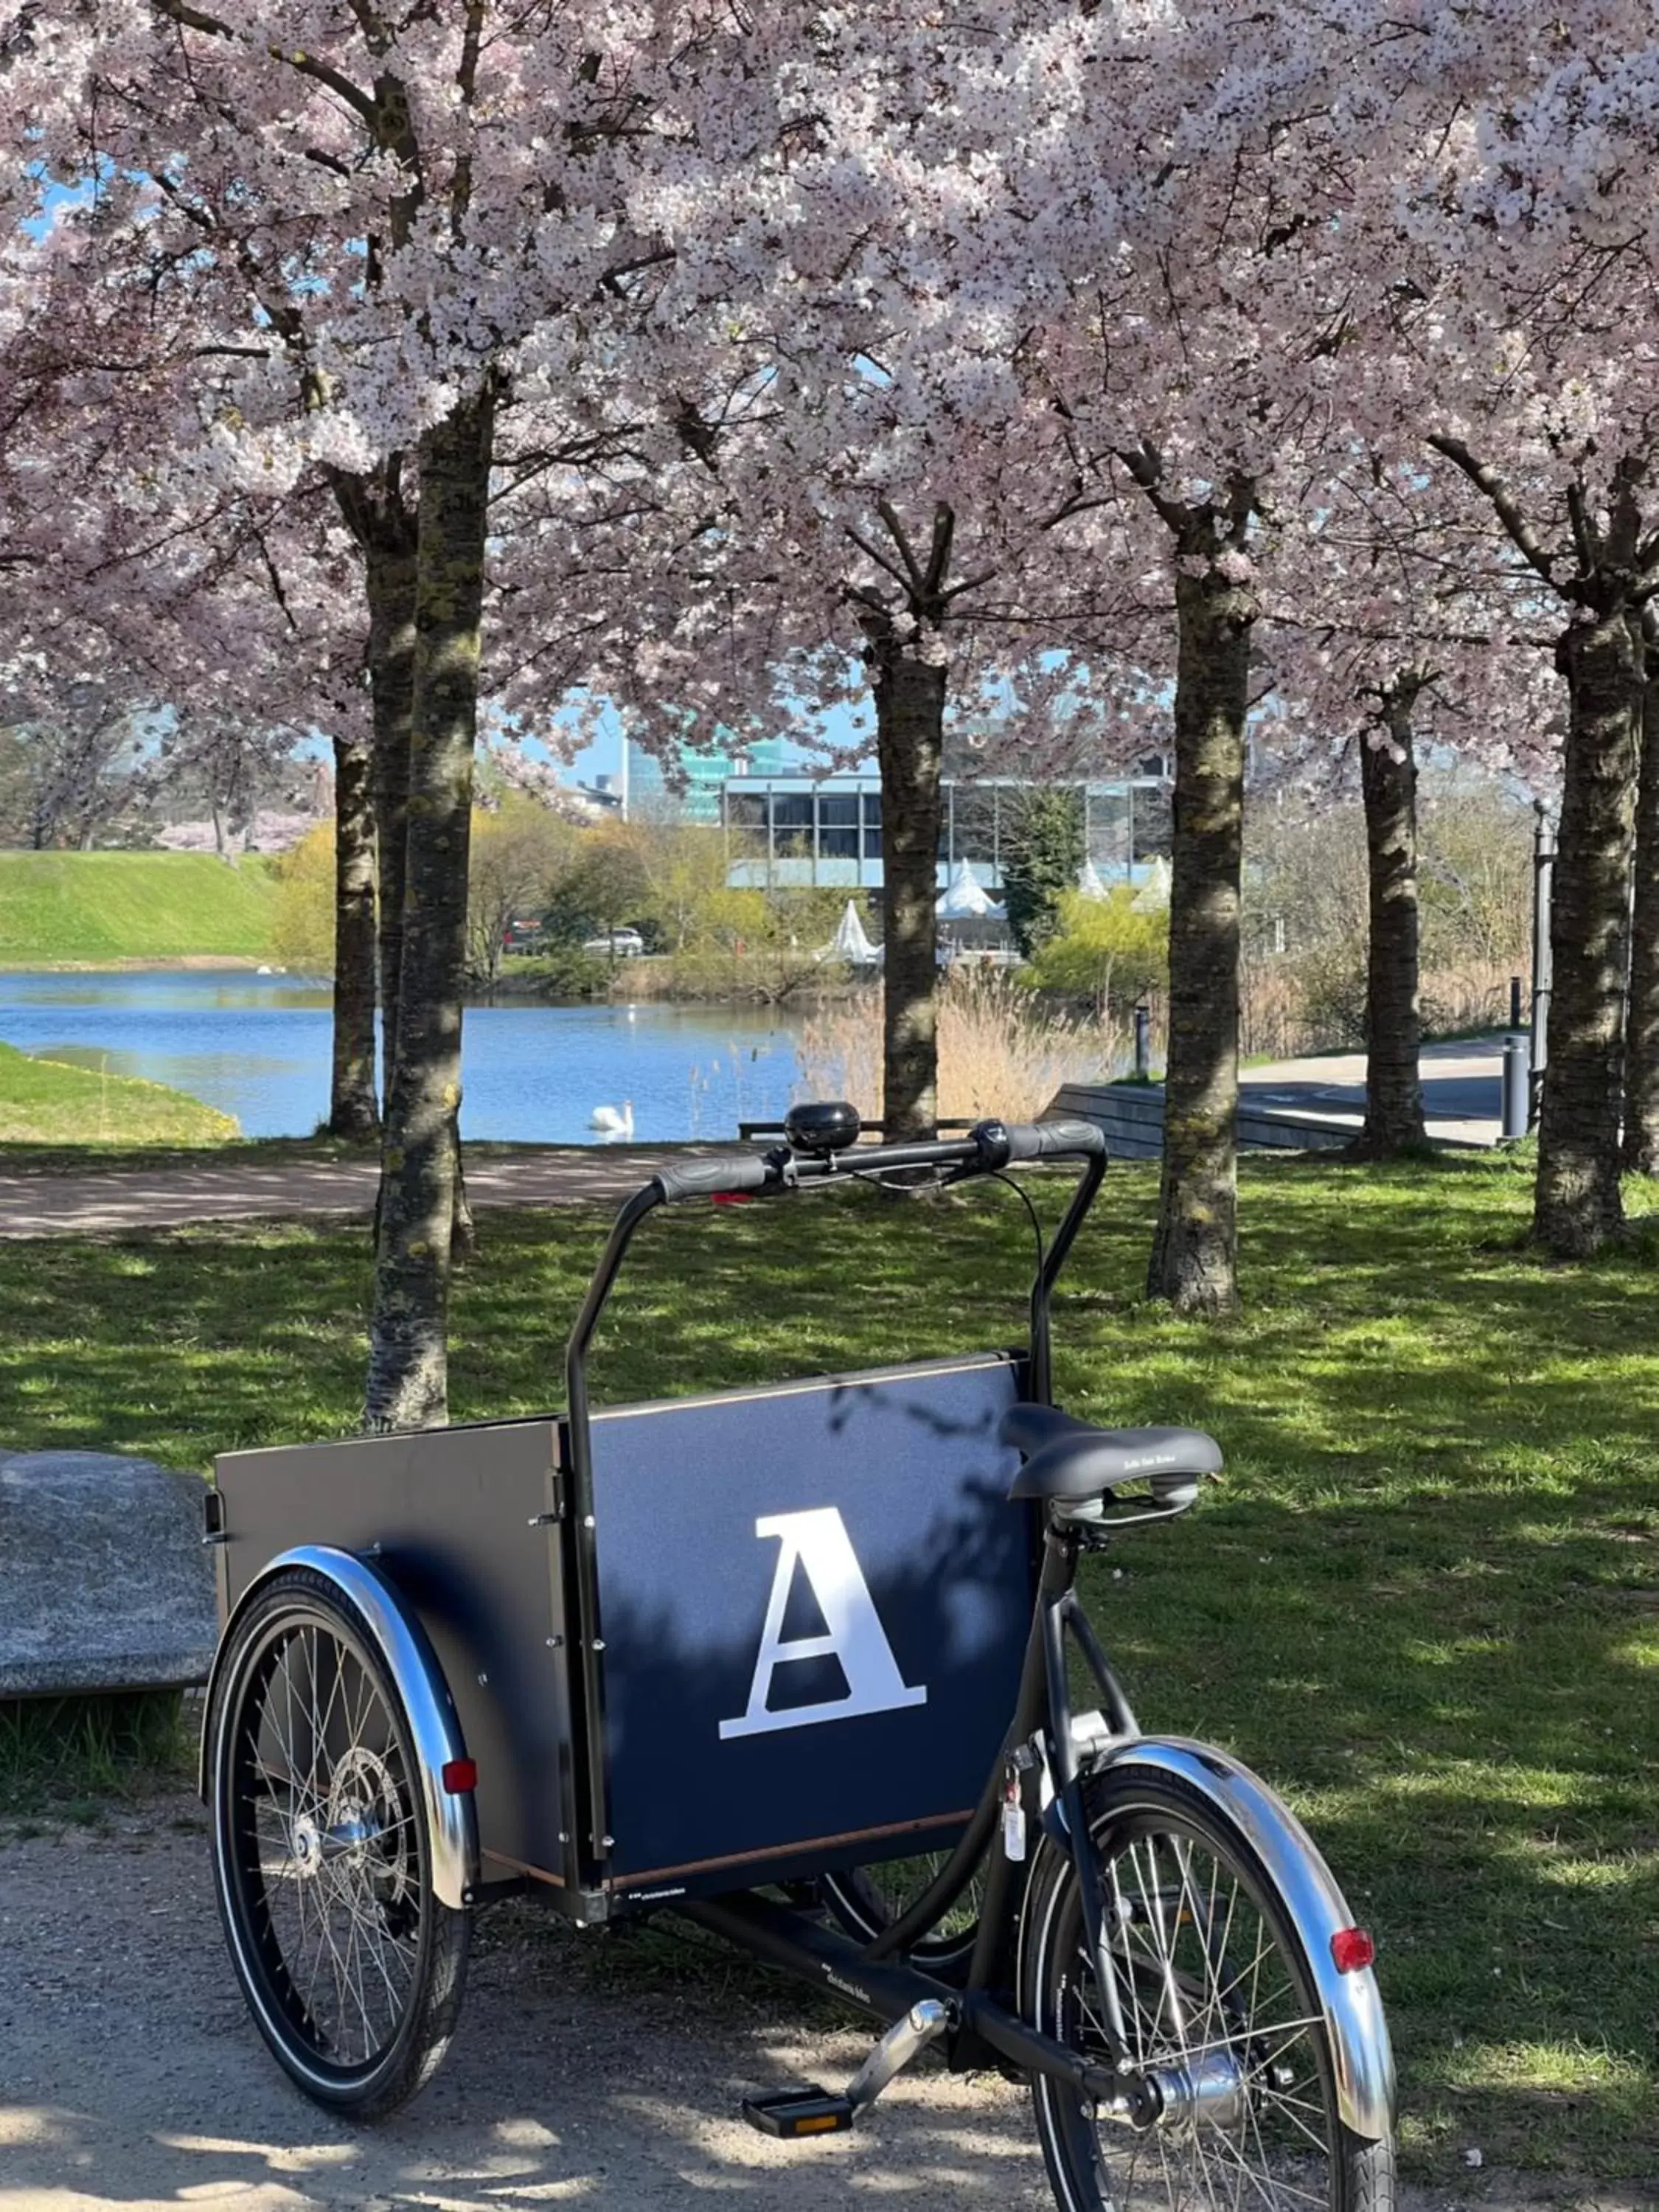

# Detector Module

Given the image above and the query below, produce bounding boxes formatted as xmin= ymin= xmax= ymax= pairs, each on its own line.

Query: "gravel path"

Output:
xmin=0 ymin=1803 xmax=1638 ymax=2212
xmin=0 ymin=1149 xmax=720 ymax=1238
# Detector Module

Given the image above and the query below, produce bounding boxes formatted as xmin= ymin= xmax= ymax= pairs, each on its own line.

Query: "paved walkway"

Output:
xmin=1239 ymin=1035 xmax=1515 ymax=1148
xmin=0 ymin=1043 xmax=1522 ymax=1238
xmin=0 ymin=1803 xmax=1638 ymax=2212
xmin=0 ymin=1146 xmax=721 ymax=1239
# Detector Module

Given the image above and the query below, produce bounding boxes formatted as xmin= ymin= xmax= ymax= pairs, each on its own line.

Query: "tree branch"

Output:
xmin=1116 ymin=438 xmax=1188 ymax=538
xmin=873 ymin=498 xmax=925 ymax=595
xmin=267 ymin=45 xmax=379 ymax=130
xmin=922 ymin=501 xmax=956 ymax=599
xmin=1427 ymin=433 xmax=1559 ymax=587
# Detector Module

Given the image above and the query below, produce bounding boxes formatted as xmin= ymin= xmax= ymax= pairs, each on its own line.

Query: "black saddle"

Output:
xmin=1000 ymin=1402 xmax=1221 ymax=1511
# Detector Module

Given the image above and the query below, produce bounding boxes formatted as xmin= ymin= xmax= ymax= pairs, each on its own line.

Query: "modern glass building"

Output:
xmin=623 ymin=735 xmax=792 ymax=822
xmin=720 ymin=767 xmax=1171 ymax=891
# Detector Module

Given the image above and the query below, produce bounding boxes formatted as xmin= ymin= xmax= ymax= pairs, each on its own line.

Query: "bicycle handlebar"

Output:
xmin=652 ymin=1155 xmax=778 ymax=1204
xmin=651 ymin=1116 xmax=1105 ymax=1205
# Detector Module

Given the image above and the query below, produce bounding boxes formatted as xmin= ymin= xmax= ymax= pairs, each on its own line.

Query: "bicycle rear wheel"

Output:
xmin=820 ymin=1850 xmax=989 ymax=1975
xmin=207 ymin=1568 xmax=470 ymax=2117
xmin=1020 ymin=1767 xmax=1394 ymax=2212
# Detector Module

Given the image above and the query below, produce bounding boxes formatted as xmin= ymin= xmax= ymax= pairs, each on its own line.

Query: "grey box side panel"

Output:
xmin=213 ymin=1422 xmax=572 ymax=1889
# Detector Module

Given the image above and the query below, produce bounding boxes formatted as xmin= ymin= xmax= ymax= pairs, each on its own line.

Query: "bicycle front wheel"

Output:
xmin=1019 ymin=1767 xmax=1394 ymax=2212
xmin=207 ymin=1568 xmax=470 ymax=2117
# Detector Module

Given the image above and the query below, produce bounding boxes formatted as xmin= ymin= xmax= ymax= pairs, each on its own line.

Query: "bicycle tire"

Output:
xmin=207 ymin=1567 xmax=470 ymax=2118
xmin=1019 ymin=1764 xmax=1395 ymax=2212
xmin=819 ymin=1851 xmax=990 ymax=1976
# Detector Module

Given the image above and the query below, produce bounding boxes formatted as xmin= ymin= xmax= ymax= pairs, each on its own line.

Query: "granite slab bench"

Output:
xmin=0 ymin=1450 xmax=216 ymax=1698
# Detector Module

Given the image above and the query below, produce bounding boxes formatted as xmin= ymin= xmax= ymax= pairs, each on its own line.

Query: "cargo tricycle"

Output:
xmin=202 ymin=1105 xmax=1396 ymax=2212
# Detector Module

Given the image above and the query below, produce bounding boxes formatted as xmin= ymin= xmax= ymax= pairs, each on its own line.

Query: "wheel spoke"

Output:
xmin=219 ymin=1597 xmax=435 ymax=2084
xmin=1037 ymin=1796 xmax=1356 ymax=2212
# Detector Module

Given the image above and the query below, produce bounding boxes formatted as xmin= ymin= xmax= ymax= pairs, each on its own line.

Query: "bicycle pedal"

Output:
xmin=741 ymin=2084 xmax=855 ymax=2139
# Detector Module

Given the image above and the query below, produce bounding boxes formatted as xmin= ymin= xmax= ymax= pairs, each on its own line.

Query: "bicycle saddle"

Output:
xmin=1000 ymin=1403 xmax=1221 ymax=1509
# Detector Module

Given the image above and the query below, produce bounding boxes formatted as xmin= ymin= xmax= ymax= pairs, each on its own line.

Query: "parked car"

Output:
xmin=581 ymin=928 xmax=646 ymax=957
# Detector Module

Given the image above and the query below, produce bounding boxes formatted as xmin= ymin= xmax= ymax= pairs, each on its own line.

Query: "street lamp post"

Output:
xmin=1531 ymin=802 xmax=1555 ymax=1131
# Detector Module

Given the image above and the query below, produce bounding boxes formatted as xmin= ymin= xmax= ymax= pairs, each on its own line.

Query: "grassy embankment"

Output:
xmin=0 ymin=1040 xmax=236 ymax=1144
xmin=0 ymin=849 xmax=278 ymax=1141
xmin=0 ymin=849 xmax=277 ymax=966
xmin=0 ymin=1153 xmax=1654 ymax=2175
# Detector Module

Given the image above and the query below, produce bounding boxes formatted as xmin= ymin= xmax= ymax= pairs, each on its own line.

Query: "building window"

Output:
xmin=818 ymin=792 xmax=860 ymax=859
xmin=952 ymin=785 xmax=998 ymax=866
xmin=862 ymin=791 xmax=883 ymax=860
xmin=727 ymin=792 xmax=765 ymax=835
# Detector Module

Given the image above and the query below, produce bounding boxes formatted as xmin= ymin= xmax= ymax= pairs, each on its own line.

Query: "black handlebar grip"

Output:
xmin=653 ymin=1154 xmax=776 ymax=1204
xmin=1000 ymin=1117 xmax=1106 ymax=1164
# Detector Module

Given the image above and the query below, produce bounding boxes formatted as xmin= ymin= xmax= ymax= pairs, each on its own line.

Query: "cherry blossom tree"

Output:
xmin=1260 ymin=452 xmax=1560 ymax=1158
xmin=33 ymin=0 xmax=794 ymax=1423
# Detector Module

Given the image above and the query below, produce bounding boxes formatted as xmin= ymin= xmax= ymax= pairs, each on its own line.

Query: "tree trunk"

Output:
xmin=872 ymin=647 xmax=946 ymax=1141
xmin=366 ymin=534 xmax=418 ymax=1083
xmin=364 ymin=385 xmax=495 ymax=1431
xmin=326 ymin=729 xmax=380 ymax=1139
xmin=1351 ymin=689 xmax=1427 ymax=1158
xmin=1621 ymin=627 xmax=1659 ymax=1173
xmin=1147 ymin=562 xmax=1251 ymax=1314
xmin=1535 ymin=608 xmax=1641 ymax=1255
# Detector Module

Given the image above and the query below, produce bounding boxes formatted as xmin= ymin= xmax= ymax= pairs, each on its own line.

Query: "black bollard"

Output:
xmin=1509 ymin=973 xmax=1523 ymax=1029
xmin=1133 ymin=1002 xmax=1151 ymax=1079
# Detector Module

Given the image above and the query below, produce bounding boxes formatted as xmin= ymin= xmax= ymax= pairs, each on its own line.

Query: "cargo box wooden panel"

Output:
xmin=212 ymin=1355 xmax=1036 ymax=1913
xmin=212 ymin=1418 xmax=577 ymax=1892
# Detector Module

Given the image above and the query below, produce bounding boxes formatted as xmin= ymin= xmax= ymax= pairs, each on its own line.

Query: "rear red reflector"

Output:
xmin=711 ymin=1192 xmax=753 ymax=1205
xmin=441 ymin=1759 xmax=477 ymax=1794
xmin=1330 ymin=1927 xmax=1375 ymax=1974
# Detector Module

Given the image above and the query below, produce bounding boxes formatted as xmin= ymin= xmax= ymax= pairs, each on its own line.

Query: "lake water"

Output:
xmin=0 ymin=971 xmax=810 ymax=1142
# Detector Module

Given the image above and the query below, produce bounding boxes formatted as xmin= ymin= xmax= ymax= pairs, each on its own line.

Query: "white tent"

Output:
xmin=936 ymin=858 xmax=1006 ymax=922
xmin=824 ymin=899 xmax=881 ymax=966
xmin=1131 ymin=856 xmax=1172 ymax=913
xmin=1076 ymin=857 xmax=1110 ymax=901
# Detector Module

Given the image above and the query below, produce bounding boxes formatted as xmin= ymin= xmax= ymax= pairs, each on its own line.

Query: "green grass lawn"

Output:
xmin=0 ymin=1040 xmax=237 ymax=1144
xmin=0 ymin=1153 xmax=1653 ymax=2177
xmin=0 ymin=850 xmax=277 ymax=964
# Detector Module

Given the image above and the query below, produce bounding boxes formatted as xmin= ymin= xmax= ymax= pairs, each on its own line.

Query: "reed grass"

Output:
xmin=796 ymin=969 xmax=1124 ymax=1122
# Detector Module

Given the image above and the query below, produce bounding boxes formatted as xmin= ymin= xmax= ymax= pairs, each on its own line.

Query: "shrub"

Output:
xmin=1022 ymin=886 xmax=1168 ymax=1015
xmin=268 ymin=824 xmax=335 ymax=974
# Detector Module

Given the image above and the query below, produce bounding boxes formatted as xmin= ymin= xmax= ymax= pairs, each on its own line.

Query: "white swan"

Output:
xmin=589 ymin=1099 xmax=634 ymax=1138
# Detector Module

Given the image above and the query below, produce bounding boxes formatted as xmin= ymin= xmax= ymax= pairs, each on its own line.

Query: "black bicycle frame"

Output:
xmin=555 ymin=1127 xmax=1154 ymax=2111
xmin=680 ymin=1514 xmax=1147 ymax=2104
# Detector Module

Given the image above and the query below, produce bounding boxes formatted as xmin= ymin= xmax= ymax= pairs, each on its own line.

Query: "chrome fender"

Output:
xmin=201 ymin=1543 xmax=479 ymax=1912
xmin=1082 ymin=1736 xmax=1395 ymax=2143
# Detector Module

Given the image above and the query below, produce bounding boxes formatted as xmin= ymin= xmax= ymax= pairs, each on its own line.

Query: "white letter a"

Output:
xmin=718 ymin=1507 xmax=927 ymax=1740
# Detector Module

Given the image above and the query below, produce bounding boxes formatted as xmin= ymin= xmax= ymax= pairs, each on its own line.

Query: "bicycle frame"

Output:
xmin=557 ymin=1125 xmax=1165 ymax=2116
xmin=676 ymin=1487 xmax=1157 ymax=2098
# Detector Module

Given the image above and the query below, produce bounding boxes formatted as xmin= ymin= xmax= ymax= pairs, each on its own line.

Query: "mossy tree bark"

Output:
xmin=852 ymin=501 xmax=965 ymax=1144
xmin=1537 ymin=604 xmax=1641 ymax=1250
xmin=364 ymin=384 xmax=495 ymax=1430
xmin=327 ymin=728 xmax=380 ymax=1138
xmin=366 ymin=527 xmax=418 ymax=1084
xmin=1124 ymin=456 xmax=1256 ymax=1315
xmin=1429 ymin=439 xmax=1654 ymax=1259
xmin=1351 ymin=676 xmax=1427 ymax=1158
xmin=1621 ymin=625 xmax=1659 ymax=1175
xmin=871 ymin=645 xmax=946 ymax=1141
xmin=331 ymin=465 xmax=420 ymax=1085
